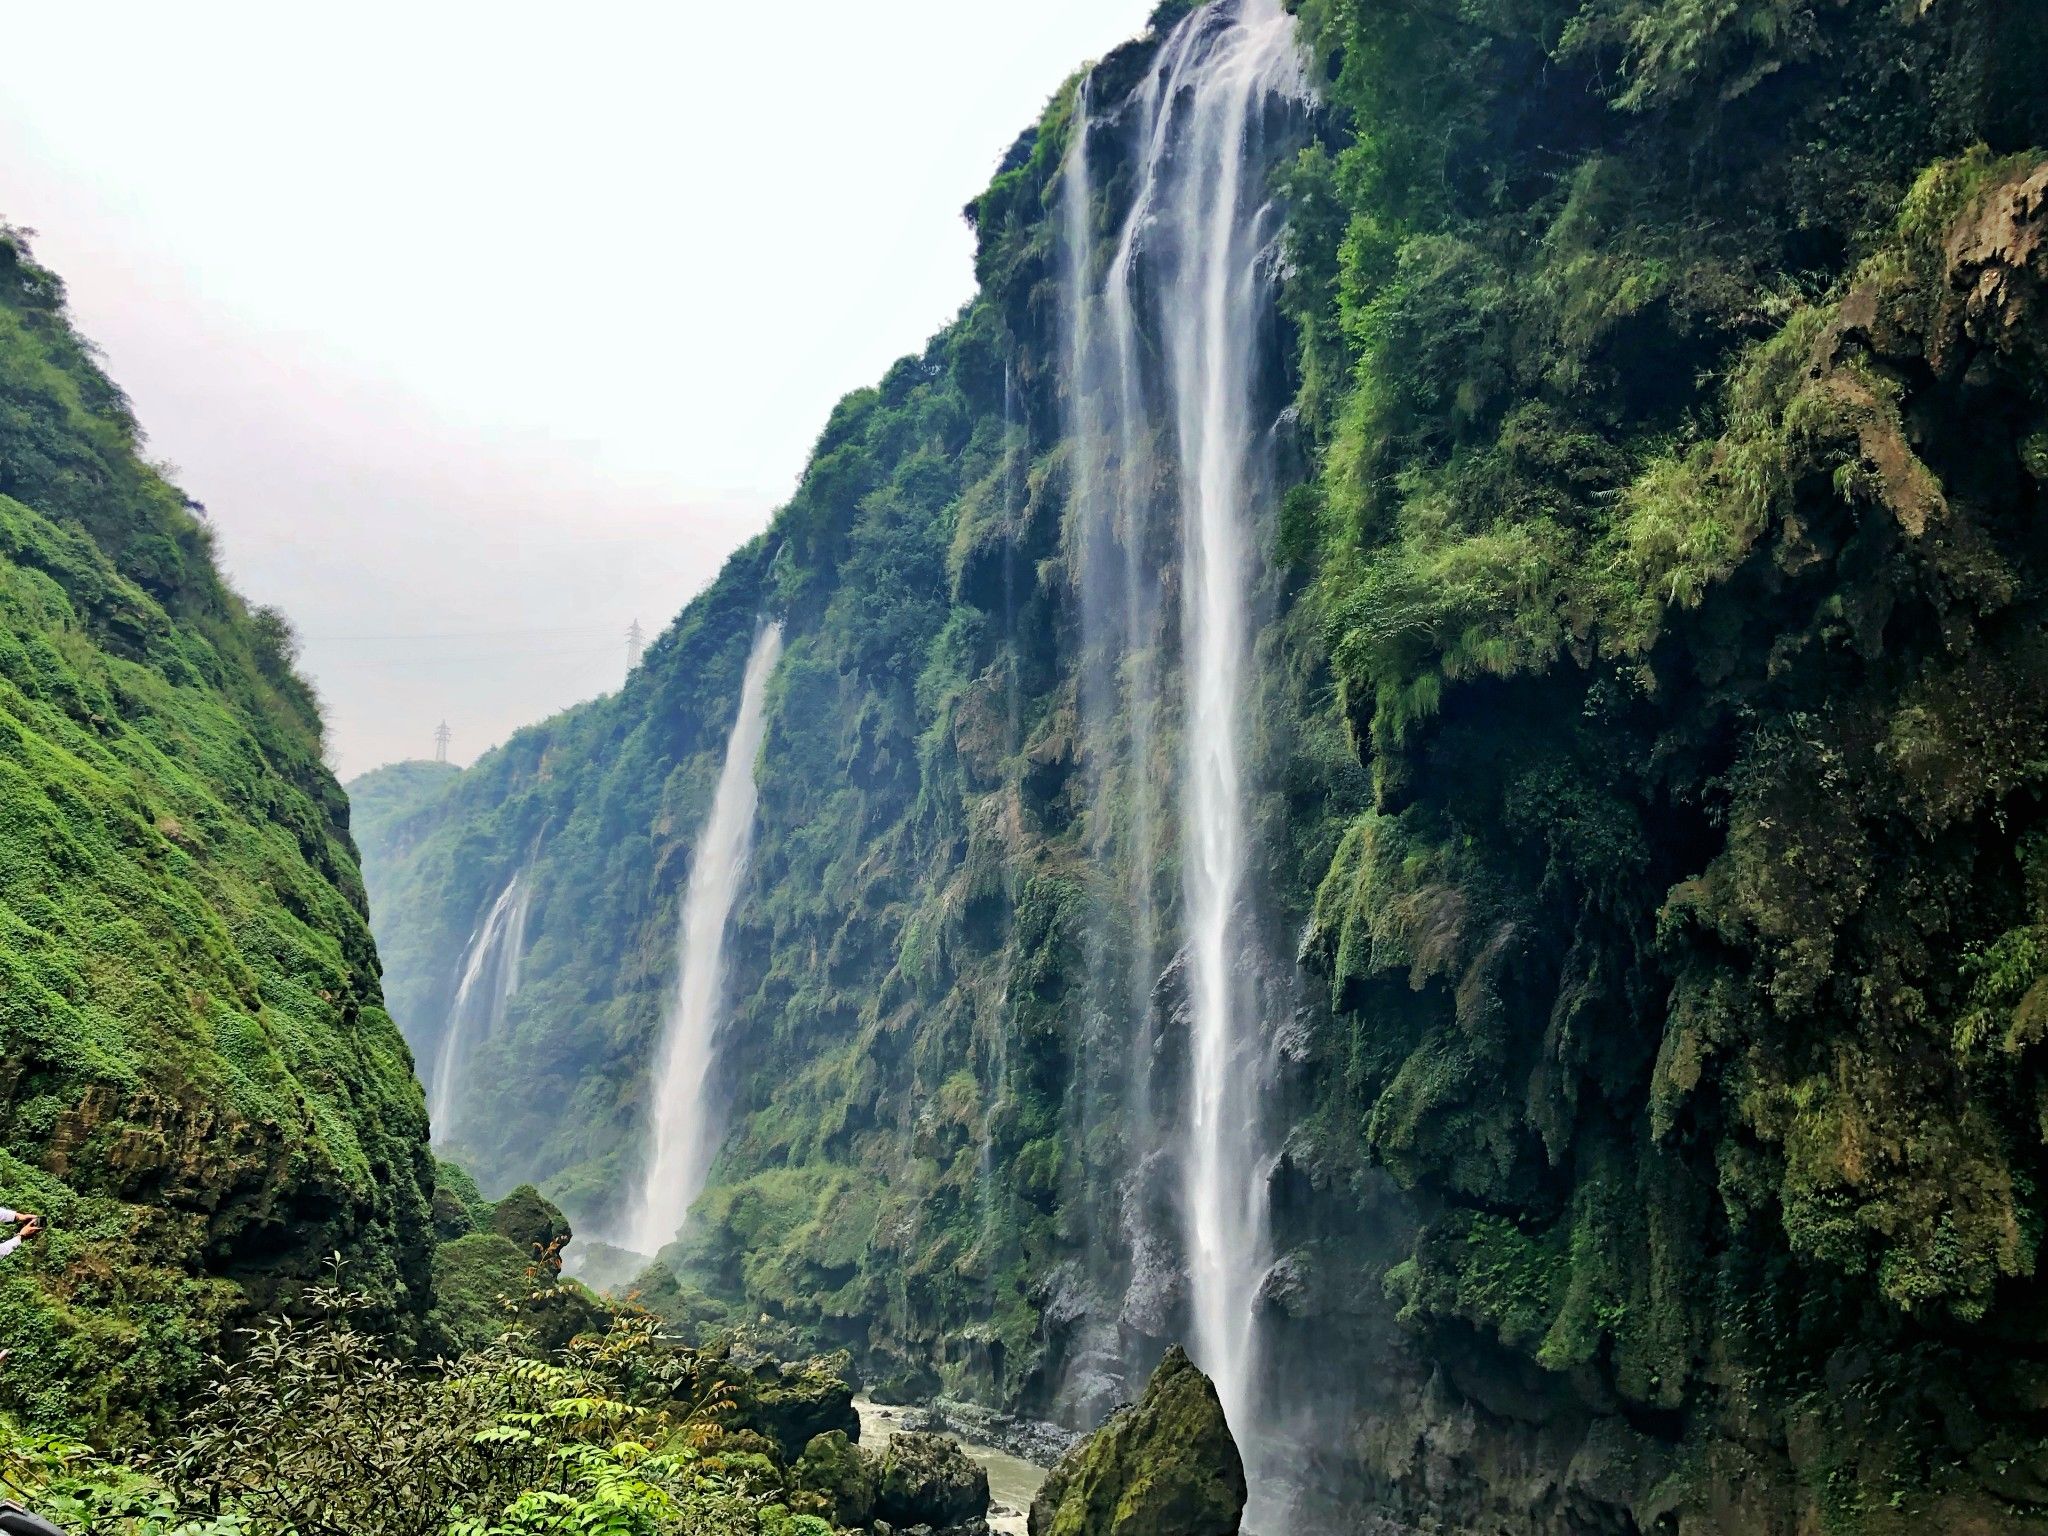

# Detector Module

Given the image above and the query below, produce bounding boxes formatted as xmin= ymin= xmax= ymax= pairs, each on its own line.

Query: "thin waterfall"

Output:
xmin=1062 ymin=86 xmax=1117 ymax=1164
xmin=431 ymin=870 xmax=532 ymax=1141
xmin=1162 ymin=0 xmax=1300 ymax=1434
xmin=1060 ymin=119 xmax=1150 ymax=1422
xmin=626 ymin=621 xmax=785 ymax=1256
xmin=1102 ymin=108 xmax=1166 ymax=1157
xmin=1072 ymin=0 xmax=1305 ymax=1437
xmin=1065 ymin=62 xmax=1172 ymax=1252
xmin=1002 ymin=361 xmax=1025 ymax=757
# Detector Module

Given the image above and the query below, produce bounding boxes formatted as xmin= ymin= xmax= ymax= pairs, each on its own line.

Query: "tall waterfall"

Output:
xmin=1062 ymin=0 xmax=1304 ymax=1436
xmin=431 ymin=870 xmax=532 ymax=1141
xmin=626 ymin=621 xmax=784 ymax=1256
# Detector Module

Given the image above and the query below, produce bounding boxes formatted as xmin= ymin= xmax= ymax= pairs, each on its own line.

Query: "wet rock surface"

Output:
xmin=924 ymin=1398 xmax=1079 ymax=1469
xmin=707 ymin=1345 xmax=859 ymax=1461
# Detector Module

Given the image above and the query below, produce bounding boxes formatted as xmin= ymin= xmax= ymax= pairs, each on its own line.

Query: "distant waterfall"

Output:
xmin=626 ymin=621 xmax=784 ymax=1257
xmin=1062 ymin=0 xmax=1304 ymax=1436
xmin=431 ymin=870 xmax=532 ymax=1141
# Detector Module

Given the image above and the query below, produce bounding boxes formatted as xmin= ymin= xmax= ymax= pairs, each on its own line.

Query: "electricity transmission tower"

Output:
xmin=434 ymin=721 xmax=452 ymax=763
xmin=627 ymin=619 xmax=646 ymax=672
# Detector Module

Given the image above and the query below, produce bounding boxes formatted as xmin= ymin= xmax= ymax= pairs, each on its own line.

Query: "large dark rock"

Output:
xmin=793 ymin=1429 xmax=878 ymax=1527
xmin=1029 ymin=1347 xmax=1245 ymax=1536
xmin=714 ymin=1348 xmax=859 ymax=1462
xmin=877 ymin=1431 xmax=992 ymax=1530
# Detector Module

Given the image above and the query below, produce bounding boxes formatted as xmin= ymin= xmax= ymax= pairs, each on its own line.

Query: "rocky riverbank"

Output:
xmin=856 ymin=1397 xmax=1049 ymax=1536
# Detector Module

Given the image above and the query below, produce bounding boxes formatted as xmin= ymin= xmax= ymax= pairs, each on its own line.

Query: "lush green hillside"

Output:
xmin=344 ymin=756 xmax=464 ymax=1071
xmin=346 ymin=758 xmax=460 ymax=858
xmin=356 ymin=1 xmax=2048 ymax=1529
xmin=0 ymin=228 xmax=436 ymax=1434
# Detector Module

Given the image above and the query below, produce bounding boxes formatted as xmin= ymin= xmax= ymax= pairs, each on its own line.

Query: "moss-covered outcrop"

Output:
xmin=1029 ymin=1346 xmax=1244 ymax=1536
xmin=792 ymin=1428 xmax=879 ymax=1529
xmin=877 ymin=1429 xmax=992 ymax=1531
xmin=711 ymin=1347 xmax=861 ymax=1464
xmin=425 ymin=1180 xmax=607 ymax=1355
xmin=430 ymin=1154 xmax=493 ymax=1241
xmin=1272 ymin=2 xmax=2048 ymax=1525
xmin=0 ymin=227 xmax=435 ymax=1435
xmin=488 ymin=1182 xmax=576 ymax=1256
xmin=353 ymin=0 xmax=2048 ymax=1529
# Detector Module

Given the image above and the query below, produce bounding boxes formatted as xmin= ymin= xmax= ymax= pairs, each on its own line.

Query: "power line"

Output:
xmin=434 ymin=721 xmax=452 ymax=763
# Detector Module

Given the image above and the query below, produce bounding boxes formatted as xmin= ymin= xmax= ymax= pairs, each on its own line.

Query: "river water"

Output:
xmin=854 ymin=1396 xmax=1046 ymax=1535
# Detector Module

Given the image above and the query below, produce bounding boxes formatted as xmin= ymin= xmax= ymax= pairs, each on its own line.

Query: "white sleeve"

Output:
xmin=0 ymin=1209 xmax=17 ymax=1225
xmin=0 ymin=1236 xmax=19 ymax=1261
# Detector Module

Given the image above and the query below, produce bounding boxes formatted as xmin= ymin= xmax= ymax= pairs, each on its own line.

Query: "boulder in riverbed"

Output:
xmin=710 ymin=1346 xmax=859 ymax=1461
xmin=793 ymin=1429 xmax=878 ymax=1527
xmin=1027 ymin=1346 xmax=1245 ymax=1536
xmin=876 ymin=1430 xmax=992 ymax=1530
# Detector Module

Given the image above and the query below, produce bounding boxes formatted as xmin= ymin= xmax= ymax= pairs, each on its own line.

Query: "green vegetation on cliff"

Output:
xmin=0 ymin=228 xmax=434 ymax=1433
xmin=1283 ymin=2 xmax=2048 ymax=1525
xmin=352 ymin=286 xmax=1101 ymax=1402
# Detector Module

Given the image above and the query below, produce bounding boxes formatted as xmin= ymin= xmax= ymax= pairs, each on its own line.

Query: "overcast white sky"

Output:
xmin=0 ymin=0 xmax=1155 ymax=772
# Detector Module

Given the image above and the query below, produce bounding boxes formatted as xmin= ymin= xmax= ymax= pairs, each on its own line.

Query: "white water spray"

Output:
xmin=627 ymin=621 xmax=784 ymax=1256
xmin=1085 ymin=0 xmax=1304 ymax=1433
xmin=431 ymin=870 xmax=532 ymax=1140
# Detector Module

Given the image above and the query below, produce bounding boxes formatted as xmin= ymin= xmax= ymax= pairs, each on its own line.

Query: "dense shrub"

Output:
xmin=0 ymin=1285 xmax=867 ymax=1536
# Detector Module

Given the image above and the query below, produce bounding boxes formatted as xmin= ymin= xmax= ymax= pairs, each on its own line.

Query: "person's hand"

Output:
xmin=18 ymin=1218 xmax=43 ymax=1242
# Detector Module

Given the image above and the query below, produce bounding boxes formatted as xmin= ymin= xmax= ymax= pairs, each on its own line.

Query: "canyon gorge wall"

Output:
xmin=353 ymin=2 xmax=2048 ymax=1529
xmin=0 ymin=229 xmax=437 ymax=1434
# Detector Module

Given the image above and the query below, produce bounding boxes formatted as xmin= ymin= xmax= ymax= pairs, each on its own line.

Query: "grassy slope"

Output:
xmin=0 ymin=231 xmax=434 ymax=1435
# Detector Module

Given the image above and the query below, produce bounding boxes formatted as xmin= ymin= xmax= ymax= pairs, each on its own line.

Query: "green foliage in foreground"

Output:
xmin=0 ymin=227 xmax=433 ymax=1433
xmin=0 ymin=1287 xmax=859 ymax=1536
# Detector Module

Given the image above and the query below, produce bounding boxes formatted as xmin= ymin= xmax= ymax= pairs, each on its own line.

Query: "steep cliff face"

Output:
xmin=0 ymin=230 xmax=437 ymax=1434
xmin=355 ymin=1 xmax=2048 ymax=1529
xmin=1277 ymin=2 xmax=2048 ymax=1528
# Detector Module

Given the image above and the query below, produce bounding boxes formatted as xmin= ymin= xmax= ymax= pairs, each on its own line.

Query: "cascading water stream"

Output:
xmin=1065 ymin=62 xmax=1170 ymax=1257
xmin=1160 ymin=0 xmax=1300 ymax=1438
xmin=431 ymin=870 xmax=532 ymax=1141
xmin=1062 ymin=94 xmax=1120 ymax=1161
xmin=1065 ymin=0 xmax=1304 ymax=1439
xmin=626 ymin=621 xmax=785 ymax=1257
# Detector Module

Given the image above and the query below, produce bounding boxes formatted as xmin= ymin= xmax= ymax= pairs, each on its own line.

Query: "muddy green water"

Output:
xmin=854 ymin=1395 xmax=1044 ymax=1535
